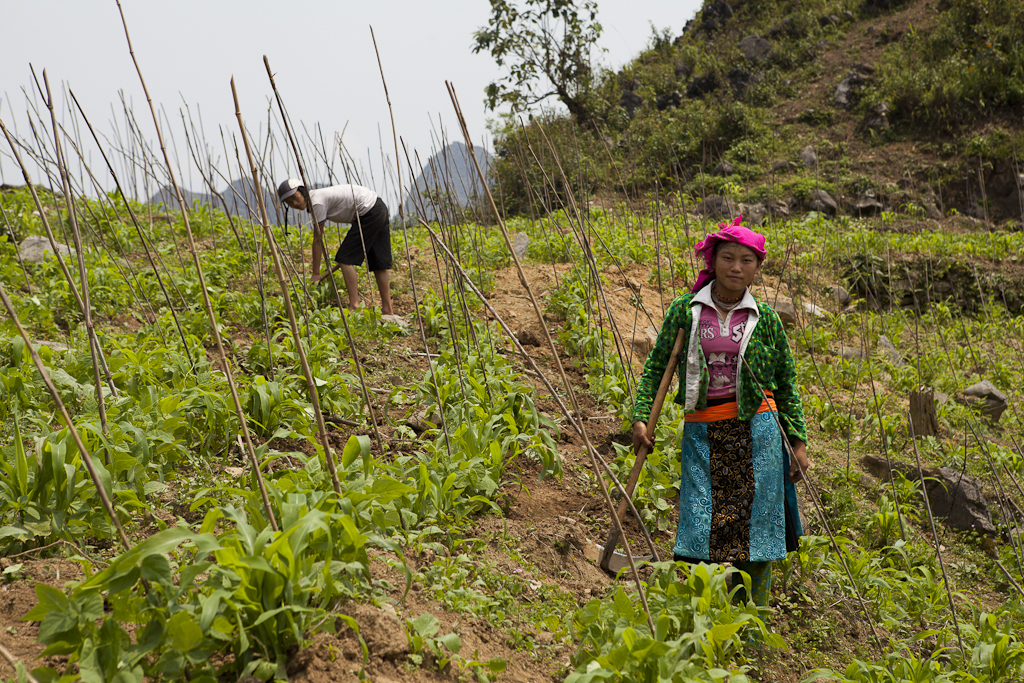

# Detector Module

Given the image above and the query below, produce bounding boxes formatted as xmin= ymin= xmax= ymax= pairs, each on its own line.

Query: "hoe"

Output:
xmin=599 ymin=327 xmax=686 ymax=574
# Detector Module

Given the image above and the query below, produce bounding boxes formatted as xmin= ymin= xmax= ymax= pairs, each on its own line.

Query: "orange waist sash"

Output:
xmin=685 ymin=392 xmax=776 ymax=423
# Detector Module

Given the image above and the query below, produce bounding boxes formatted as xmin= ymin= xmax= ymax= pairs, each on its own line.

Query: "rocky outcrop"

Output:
xmin=620 ymin=90 xmax=644 ymax=118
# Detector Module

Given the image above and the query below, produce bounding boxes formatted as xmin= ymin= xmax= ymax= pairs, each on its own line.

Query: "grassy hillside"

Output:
xmin=491 ymin=0 xmax=1024 ymax=225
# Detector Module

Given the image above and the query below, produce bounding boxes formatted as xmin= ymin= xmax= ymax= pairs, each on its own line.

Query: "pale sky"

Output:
xmin=0 ymin=0 xmax=702 ymax=207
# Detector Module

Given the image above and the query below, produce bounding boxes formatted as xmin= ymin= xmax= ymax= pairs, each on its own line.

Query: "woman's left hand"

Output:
xmin=789 ymin=440 xmax=810 ymax=482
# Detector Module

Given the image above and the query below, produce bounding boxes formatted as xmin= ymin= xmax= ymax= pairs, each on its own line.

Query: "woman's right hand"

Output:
xmin=632 ymin=421 xmax=654 ymax=454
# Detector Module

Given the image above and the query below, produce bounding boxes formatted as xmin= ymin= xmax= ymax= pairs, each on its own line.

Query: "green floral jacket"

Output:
xmin=632 ymin=291 xmax=808 ymax=443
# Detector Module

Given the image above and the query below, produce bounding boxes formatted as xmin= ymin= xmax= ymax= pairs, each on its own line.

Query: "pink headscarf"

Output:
xmin=690 ymin=216 xmax=767 ymax=293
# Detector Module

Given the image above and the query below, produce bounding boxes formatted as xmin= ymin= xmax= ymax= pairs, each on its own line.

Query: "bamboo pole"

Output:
xmin=0 ymin=199 xmax=35 ymax=293
xmin=968 ymin=421 xmax=1024 ymax=578
xmin=0 ymin=281 xmax=131 ymax=552
xmin=907 ymin=415 xmax=967 ymax=661
xmin=534 ymin=123 xmax=636 ymax=402
xmin=0 ymin=641 xmax=40 ymax=683
xmin=445 ymin=82 xmax=655 ymax=634
xmin=232 ymin=77 xmax=344 ymax=497
xmin=180 ymin=108 xmax=276 ymax=379
xmin=745 ymin=366 xmax=885 ymax=657
xmin=67 ymin=89 xmax=196 ymax=369
xmin=115 ymin=0 xmax=278 ymax=533
xmin=368 ymin=29 xmax=456 ymax=461
xmin=42 ymin=70 xmax=112 ymax=437
xmin=56 ymin=124 xmax=162 ymax=333
xmin=262 ymin=55 xmax=382 ymax=448
xmin=420 ymin=219 xmax=661 ymax=566
xmin=0 ymin=118 xmax=91 ymax=325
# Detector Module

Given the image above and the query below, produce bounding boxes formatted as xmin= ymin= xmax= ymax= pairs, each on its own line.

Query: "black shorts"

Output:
xmin=333 ymin=197 xmax=392 ymax=271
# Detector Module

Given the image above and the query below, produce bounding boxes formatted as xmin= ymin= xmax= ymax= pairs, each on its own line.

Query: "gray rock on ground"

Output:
xmin=620 ymin=90 xmax=644 ymax=118
xmin=863 ymin=102 xmax=890 ymax=131
xmin=923 ymin=202 xmax=943 ymax=220
xmin=711 ymin=161 xmax=734 ymax=177
xmin=834 ymin=69 xmax=868 ymax=108
xmin=738 ymin=35 xmax=772 ymax=62
xmin=774 ymin=300 xmax=797 ymax=327
xmin=800 ymin=145 xmax=818 ymax=169
xmin=841 ymin=346 xmax=865 ymax=360
xmin=655 ymin=90 xmax=683 ymax=110
xmin=631 ymin=325 xmax=660 ymax=359
xmin=854 ymin=192 xmax=884 ymax=215
xmin=19 ymin=235 xmax=72 ymax=263
xmin=513 ymin=231 xmax=530 ymax=259
xmin=833 ymin=284 xmax=851 ymax=305
xmin=694 ymin=194 xmax=738 ymax=218
xmin=960 ymin=380 xmax=1009 ymax=422
xmin=861 ymin=454 xmax=996 ymax=536
xmin=807 ymin=188 xmax=838 ymax=215
xmin=379 ymin=314 xmax=411 ymax=334
xmin=771 ymin=198 xmax=795 ymax=217
xmin=406 ymin=408 xmax=438 ymax=433
xmin=36 ymin=340 xmax=70 ymax=353
xmin=801 ymin=301 xmax=826 ymax=318
xmin=738 ymin=202 xmax=767 ymax=227
xmin=877 ymin=335 xmax=905 ymax=367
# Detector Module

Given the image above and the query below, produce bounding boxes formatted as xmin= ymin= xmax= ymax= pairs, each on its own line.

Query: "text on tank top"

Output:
xmin=698 ymin=305 xmax=750 ymax=399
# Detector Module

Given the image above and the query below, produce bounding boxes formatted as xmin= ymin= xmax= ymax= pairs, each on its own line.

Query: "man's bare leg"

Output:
xmin=374 ymin=270 xmax=394 ymax=315
xmin=340 ymin=264 xmax=360 ymax=309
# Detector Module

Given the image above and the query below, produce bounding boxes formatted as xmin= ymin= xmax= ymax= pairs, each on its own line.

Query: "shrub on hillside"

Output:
xmin=872 ymin=0 xmax=1024 ymax=129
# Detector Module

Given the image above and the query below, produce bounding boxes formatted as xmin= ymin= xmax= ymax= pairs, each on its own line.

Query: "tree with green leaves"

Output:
xmin=472 ymin=0 xmax=603 ymax=124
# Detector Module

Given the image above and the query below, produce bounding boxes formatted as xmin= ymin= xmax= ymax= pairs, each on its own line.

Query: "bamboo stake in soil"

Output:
xmin=907 ymin=414 xmax=967 ymax=661
xmin=0 ymin=118 xmax=92 ymax=323
xmin=262 ymin=54 xmax=382 ymax=449
xmin=232 ymin=77 xmax=344 ymax=498
xmin=0 ymin=281 xmax=131 ymax=552
xmin=115 ymin=0 xmax=278 ymax=533
xmin=420 ymin=219 xmax=661 ymax=567
xmin=445 ymin=82 xmax=655 ymax=633
xmin=744 ymin=364 xmax=886 ymax=657
xmin=0 ymin=199 xmax=34 ymax=293
xmin=369 ymin=28 xmax=456 ymax=460
xmin=67 ymin=89 xmax=196 ymax=369
xmin=42 ymin=70 xmax=112 ymax=438
xmin=0 ymin=641 xmax=40 ymax=683
xmin=599 ymin=326 xmax=684 ymax=570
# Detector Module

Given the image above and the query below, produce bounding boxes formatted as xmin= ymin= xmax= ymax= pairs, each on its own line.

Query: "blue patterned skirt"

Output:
xmin=674 ymin=412 xmax=797 ymax=562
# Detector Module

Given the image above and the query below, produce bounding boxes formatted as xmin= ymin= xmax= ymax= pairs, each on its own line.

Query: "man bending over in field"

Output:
xmin=278 ymin=178 xmax=395 ymax=317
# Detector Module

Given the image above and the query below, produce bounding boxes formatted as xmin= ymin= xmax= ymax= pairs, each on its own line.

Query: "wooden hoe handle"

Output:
xmin=599 ymin=326 xmax=687 ymax=571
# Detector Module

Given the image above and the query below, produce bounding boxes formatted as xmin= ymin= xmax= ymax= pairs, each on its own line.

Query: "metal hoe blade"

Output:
xmin=597 ymin=545 xmax=654 ymax=574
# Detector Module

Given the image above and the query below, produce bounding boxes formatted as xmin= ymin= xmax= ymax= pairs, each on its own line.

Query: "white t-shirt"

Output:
xmin=309 ymin=185 xmax=378 ymax=225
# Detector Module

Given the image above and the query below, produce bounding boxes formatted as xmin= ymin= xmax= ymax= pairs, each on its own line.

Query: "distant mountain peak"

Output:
xmin=404 ymin=142 xmax=492 ymax=219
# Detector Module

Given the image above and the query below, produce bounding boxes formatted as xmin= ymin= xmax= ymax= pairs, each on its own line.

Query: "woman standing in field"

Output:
xmin=631 ymin=216 xmax=810 ymax=607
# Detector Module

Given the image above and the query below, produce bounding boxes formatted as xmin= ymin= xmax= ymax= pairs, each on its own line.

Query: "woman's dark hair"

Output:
xmin=298 ymin=186 xmax=311 ymax=210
